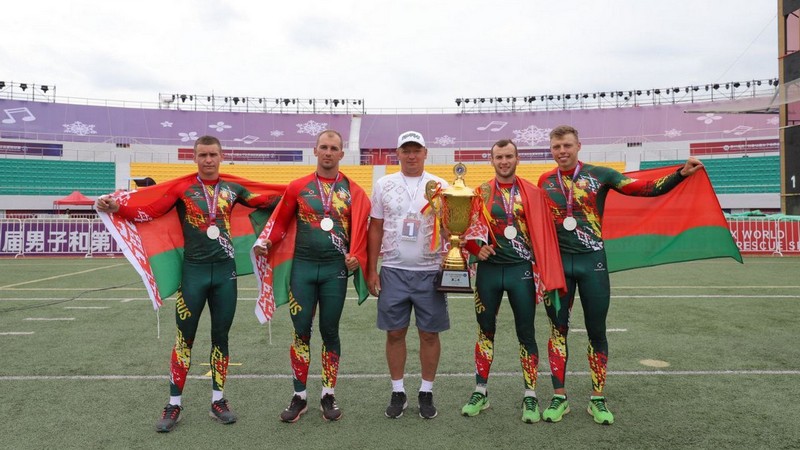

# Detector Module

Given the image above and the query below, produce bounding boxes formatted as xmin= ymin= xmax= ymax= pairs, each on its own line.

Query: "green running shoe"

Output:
xmin=521 ymin=396 xmax=540 ymax=423
xmin=587 ymin=396 xmax=614 ymax=425
xmin=542 ymin=394 xmax=570 ymax=423
xmin=461 ymin=391 xmax=489 ymax=417
xmin=155 ymin=404 xmax=182 ymax=432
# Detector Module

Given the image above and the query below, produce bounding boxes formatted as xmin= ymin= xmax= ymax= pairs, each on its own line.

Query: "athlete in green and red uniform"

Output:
xmin=255 ymin=129 xmax=369 ymax=422
xmin=537 ymin=125 xmax=703 ymax=425
xmin=97 ymin=135 xmax=280 ymax=432
xmin=461 ymin=139 xmax=565 ymax=423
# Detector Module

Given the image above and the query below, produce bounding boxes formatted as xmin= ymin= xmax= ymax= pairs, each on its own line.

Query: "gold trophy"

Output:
xmin=426 ymin=163 xmax=475 ymax=293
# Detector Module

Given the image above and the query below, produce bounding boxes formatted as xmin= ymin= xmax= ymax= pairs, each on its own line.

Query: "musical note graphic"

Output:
xmin=723 ymin=125 xmax=752 ymax=136
xmin=2 ymin=107 xmax=36 ymax=124
xmin=234 ymin=135 xmax=260 ymax=145
xmin=476 ymin=120 xmax=508 ymax=132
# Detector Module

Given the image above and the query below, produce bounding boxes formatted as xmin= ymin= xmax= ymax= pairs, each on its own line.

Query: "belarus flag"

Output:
xmin=98 ymin=173 xmax=284 ymax=310
xmin=603 ymin=165 xmax=742 ymax=272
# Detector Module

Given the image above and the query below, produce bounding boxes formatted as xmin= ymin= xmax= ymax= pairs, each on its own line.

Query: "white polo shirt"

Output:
xmin=370 ymin=171 xmax=449 ymax=271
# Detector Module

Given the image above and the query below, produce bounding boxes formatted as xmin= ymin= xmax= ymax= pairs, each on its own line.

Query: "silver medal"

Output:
xmin=563 ymin=216 xmax=577 ymax=231
xmin=206 ymin=224 xmax=221 ymax=239
xmin=320 ymin=217 xmax=334 ymax=231
xmin=503 ymin=225 xmax=518 ymax=240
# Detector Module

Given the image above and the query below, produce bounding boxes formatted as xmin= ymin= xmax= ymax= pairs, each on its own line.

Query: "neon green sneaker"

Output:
xmin=587 ymin=396 xmax=614 ymax=425
xmin=521 ymin=396 xmax=540 ymax=423
xmin=461 ymin=391 xmax=489 ymax=417
xmin=542 ymin=394 xmax=570 ymax=422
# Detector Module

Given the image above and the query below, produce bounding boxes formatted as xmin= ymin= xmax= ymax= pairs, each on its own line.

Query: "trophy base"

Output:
xmin=436 ymin=269 xmax=473 ymax=293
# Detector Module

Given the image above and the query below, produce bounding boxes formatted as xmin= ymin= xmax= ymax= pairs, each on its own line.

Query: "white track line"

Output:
xmin=613 ymin=286 xmax=800 ymax=289
xmin=2 ymin=288 xmax=143 ymax=291
xmin=23 ymin=318 xmax=75 ymax=321
xmin=0 ymin=264 xmax=125 ymax=289
xmin=0 ymin=332 xmax=34 ymax=336
xmin=612 ymin=295 xmax=800 ymax=298
xmin=3 ymin=294 xmax=798 ymax=302
xmin=1 ymin=369 xmax=798 ymax=381
xmin=572 ymin=328 xmax=627 ymax=332
xmin=63 ymin=306 xmax=109 ymax=310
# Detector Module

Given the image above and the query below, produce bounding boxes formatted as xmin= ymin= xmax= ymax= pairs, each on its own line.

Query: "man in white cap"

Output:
xmin=367 ymin=131 xmax=450 ymax=419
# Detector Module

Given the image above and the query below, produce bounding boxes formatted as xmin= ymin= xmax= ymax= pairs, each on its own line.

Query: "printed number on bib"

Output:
xmin=401 ymin=218 xmax=421 ymax=241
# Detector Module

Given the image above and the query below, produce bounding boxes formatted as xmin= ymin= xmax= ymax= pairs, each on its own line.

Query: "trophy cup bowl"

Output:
xmin=432 ymin=163 xmax=475 ymax=293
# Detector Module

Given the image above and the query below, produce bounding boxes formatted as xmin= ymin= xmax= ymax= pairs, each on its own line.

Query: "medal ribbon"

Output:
xmin=315 ymin=172 xmax=340 ymax=219
xmin=555 ymin=162 xmax=582 ymax=220
xmin=420 ymin=182 xmax=442 ymax=215
xmin=197 ymin=175 xmax=220 ymax=226
xmin=495 ymin=179 xmax=517 ymax=230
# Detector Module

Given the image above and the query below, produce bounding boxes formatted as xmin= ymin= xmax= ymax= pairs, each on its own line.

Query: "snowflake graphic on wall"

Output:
xmin=512 ymin=125 xmax=552 ymax=146
xmin=160 ymin=121 xmax=173 ymax=128
xmin=767 ymin=116 xmax=779 ymax=126
xmin=179 ymin=131 xmax=199 ymax=142
xmin=209 ymin=121 xmax=232 ymax=132
xmin=433 ymin=135 xmax=457 ymax=146
xmin=296 ymin=120 xmax=328 ymax=136
xmin=62 ymin=121 xmax=97 ymax=136
xmin=664 ymin=129 xmax=682 ymax=138
xmin=270 ymin=130 xmax=284 ymax=137
xmin=697 ymin=113 xmax=722 ymax=125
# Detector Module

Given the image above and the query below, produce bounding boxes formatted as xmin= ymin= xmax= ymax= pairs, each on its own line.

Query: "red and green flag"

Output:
xmin=252 ymin=172 xmax=371 ymax=324
xmin=603 ymin=165 xmax=742 ymax=272
xmin=99 ymin=173 xmax=285 ymax=310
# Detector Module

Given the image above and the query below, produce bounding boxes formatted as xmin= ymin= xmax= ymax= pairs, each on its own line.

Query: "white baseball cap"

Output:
xmin=397 ymin=130 xmax=425 ymax=148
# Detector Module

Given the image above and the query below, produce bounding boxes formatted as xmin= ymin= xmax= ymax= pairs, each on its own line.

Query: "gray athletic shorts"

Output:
xmin=377 ymin=266 xmax=450 ymax=333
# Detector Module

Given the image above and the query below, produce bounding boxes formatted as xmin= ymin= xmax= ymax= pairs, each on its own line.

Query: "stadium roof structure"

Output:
xmin=684 ymin=77 xmax=800 ymax=114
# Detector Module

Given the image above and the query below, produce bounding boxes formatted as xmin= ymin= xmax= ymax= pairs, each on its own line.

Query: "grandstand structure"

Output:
xmin=0 ymin=78 xmax=781 ymax=215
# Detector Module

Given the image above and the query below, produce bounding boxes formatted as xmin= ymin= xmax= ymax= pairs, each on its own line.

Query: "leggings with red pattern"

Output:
xmin=473 ymin=261 xmax=539 ymax=390
xmin=288 ymin=258 xmax=348 ymax=393
xmin=169 ymin=259 xmax=238 ymax=396
xmin=543 ymin=250 xmax=610 ymax=394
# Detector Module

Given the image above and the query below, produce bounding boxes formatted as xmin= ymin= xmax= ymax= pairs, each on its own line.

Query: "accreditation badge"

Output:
xmin=401 ymin=214 xmax=421 ymax=241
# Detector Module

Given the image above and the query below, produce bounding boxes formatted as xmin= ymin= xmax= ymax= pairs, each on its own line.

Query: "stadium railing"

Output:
xmin=2 ymin=215 xmax=799 ymax=258
xmin=725 ymin=214 xmax=800 ymax=255
xmin=0 ymin=218 xmax=121 ymax=257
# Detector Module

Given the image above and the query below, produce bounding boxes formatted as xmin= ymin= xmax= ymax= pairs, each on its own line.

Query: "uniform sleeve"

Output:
xmin=266 ymin=181 xmax=300 ymax=242
xmin=116 ymin=184 xmax=181 ymax=222
xmin=601 ymin=166 xmax=684 ymax=197
xmin=537 ymin=171 xmax=549 ymax=188
xmin=235 ymin=185 xmax=281 ymax=210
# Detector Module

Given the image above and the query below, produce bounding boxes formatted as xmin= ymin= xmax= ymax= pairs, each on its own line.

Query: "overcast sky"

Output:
xmin=0 ymin=0 xmax=779 ymax=110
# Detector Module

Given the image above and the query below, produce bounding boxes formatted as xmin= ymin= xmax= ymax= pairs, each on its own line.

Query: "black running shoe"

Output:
xmin=209 ymin=398 xmax=237 ymax=424
xmin=280 ymin=395 xmax=308 ymax=423
xmin=418 ymin=391 xmax=438 ymax=419
xmin=385 ymin=391 xmax=408 ymax=418
xmin=155 ymin=404 xmax=182 ymax=433
xmin=320 ymin=394 xmax=343 ymax=421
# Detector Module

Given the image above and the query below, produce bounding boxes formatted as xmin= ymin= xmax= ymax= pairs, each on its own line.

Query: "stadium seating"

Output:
xmin=130 ymin=163 xmax=375 ymax=195
xmin=388 ymin=162 xmax=626 ymax=186
xmin=640 ymin=156 xmax=779 ymax=193
xmin=0 ymin=159 xmax=115 ymax=195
